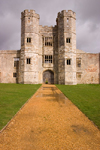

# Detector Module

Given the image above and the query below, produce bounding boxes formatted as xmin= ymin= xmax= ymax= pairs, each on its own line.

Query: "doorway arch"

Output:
xmin=43 ymin=70 xmax=54 ymax=84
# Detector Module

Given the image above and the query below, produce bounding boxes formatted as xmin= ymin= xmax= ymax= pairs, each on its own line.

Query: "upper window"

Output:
xmin=27 ymin=38 xmax=31 ymax=43
xmin=45 ymin=37 xmax=53 ymax=46
xmin=66 ymin=38 xmax=71 ymax=43
xmin=76 ymin=58 xmax=81 ymax=67
xmin=45 ymin=55 xmax=52 ymax=63
xmin=14 ymin=58 xmax=19 ymax=67
xmin=26 ymin=58 xmax=31 ymax=64
xmin=67 ymin=59 xmax=71 ymax=65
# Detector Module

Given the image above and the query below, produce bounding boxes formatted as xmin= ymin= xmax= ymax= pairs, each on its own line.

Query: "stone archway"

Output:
xmin=43 ymin=70 xmax=54 ymax=84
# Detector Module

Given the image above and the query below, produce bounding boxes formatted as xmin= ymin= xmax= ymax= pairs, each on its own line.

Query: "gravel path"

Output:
xmin=0 ymin=84 xmax=100 ymax=150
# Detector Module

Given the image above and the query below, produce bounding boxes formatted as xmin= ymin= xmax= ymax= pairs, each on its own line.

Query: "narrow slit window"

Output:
xmin=66 ymin=38 xmax=71 ymax=43
xmin=27 ymin=38 xmax=31 ymax=43
xmin=67 ymin=59 xmax=71 ymax=65
xmin=27 ymin=58 xmax=31 ymax=64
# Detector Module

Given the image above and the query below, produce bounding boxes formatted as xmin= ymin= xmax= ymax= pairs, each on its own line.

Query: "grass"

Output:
xmin=0 ymin=83 xmax=41 ymax=130
xmin=56 ymin=84 xmax=100 ymax=129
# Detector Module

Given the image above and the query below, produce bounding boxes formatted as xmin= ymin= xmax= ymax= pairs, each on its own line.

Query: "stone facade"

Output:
xmin=0 ymin=9 xmax=100 ymax=84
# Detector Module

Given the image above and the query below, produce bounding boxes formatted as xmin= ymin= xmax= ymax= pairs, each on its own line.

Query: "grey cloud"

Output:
xmin=0 ymin=0 xmax=100 ymax=53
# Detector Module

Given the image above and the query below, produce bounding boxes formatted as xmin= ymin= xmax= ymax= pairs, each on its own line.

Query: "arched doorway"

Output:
xmin=43 ymin=70 xmax=54 ymax=84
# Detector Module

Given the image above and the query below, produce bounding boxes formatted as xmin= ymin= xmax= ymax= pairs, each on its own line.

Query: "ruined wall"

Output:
xmin=0 ymin=50 xmax=20 ymax=83
xmin=76 ymin=50 xmax=100 ymax=84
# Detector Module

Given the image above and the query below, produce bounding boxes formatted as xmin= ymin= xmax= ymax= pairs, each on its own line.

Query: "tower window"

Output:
xmin=27 ymin=58 xmax=31 ymax=64
xmin=45 ymin=37 xmax=53 ymax=46
xmin=66 ymin=38 xmax=71 ymax=43
xmin=67 ymin=18 xmax=69 ymax=23
xmin=67 ymin=59 xmax=71 ymax=65
xmin=27 ymin=38 xmax=31 ymax=43
xmin=45 ymin=55 xmax=52 ymax=63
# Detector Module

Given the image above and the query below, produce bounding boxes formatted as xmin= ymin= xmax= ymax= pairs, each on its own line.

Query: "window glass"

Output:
xmin=45 ymin=37 xmax=53 ymax=46
xmin=45 ymin=55 xmax=53 ymax=63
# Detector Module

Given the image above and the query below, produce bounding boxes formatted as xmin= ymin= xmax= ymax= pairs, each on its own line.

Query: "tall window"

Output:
xmin=45 ymin=37 xmax=53 ymax=46
xmin=14 ymin=58 xmax=19 ymax=67
xmin=76 ymin=58 xmax=81 ymax=67
xmin=13 ymin=73 xmax=17 ymax=78
xmin=45 ymin=55 xmax=52 ymax=63
xmin=27 ymin=38 xmax=31 ymax=43
xmin=67 ymin=59 xmax=71 ymax=65
xmin=66 ymin=38 xmax=71 ymax=43
xmin=67 ymin=18 xmax=69 ymax=27
xmin=26 ymin=58 xmax=31 ymax=64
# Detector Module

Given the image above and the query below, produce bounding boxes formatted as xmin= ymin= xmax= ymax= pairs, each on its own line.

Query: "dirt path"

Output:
xmin=0 ymin=84 xmax=100 ymax=150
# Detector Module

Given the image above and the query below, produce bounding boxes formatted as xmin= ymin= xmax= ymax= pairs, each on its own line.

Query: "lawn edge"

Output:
xmin=55 ymin=84 xmax=100 ymax=130
xmin=0 ymin=84 xmax=42 ymax=133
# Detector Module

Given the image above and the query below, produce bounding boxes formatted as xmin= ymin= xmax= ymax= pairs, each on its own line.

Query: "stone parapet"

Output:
xmin=21 ymin=9 xmax=40 ymax=19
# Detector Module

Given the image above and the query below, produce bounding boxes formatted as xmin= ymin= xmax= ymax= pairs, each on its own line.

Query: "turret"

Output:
xmin=57 ymin=10 xmax=77 ymax=85
xmin=19 ymin=10 xmax=40 ymax=84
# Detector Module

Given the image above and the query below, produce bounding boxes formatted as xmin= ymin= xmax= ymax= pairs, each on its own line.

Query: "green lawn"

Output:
xmin=56 ymin=84 xmax=100 ymax=129
xmin=0 ymin=83 xmax=41 ymax=130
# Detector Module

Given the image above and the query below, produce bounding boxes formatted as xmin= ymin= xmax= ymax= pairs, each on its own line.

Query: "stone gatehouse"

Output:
xmin=0 ymin=9 xmax=100 ymax=84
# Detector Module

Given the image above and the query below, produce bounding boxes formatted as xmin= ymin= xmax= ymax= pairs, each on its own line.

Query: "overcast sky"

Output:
xmin=0 ymin=0 xmax=100 ymax=53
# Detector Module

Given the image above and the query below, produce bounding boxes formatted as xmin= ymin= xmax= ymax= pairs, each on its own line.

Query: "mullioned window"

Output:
xmin=45 ymin=37 xmax=53 ymax=46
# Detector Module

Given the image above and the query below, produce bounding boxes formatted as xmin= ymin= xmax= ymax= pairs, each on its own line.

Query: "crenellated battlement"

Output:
xmin=67 ymin=10 xmax=76 ymax=19
xmin=57 ymin=10 xmax=76 ymax=19
xmin=21 ymin=9 xmax=40 ymax=19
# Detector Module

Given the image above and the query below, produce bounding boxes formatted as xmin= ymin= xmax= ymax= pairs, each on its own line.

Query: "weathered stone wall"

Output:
xmin=0 ymin=50 xmax=20 ymax=83
xmin=57 ymin=11 xmax=65 ymax=84
xmin=76 ymin=50 xmax=100 ymax=84
xmin=53 ymin=26 xmax=58 ymax=84
xmin=39 ymin=25 xmax=58 ymax=84
xmin=64 ymin=10 xmax=77 ymax=85
xmin=57 ymin=10 xmax=77 ymax=85
xmin=19 ymin=10 xmax=40 ymax=84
